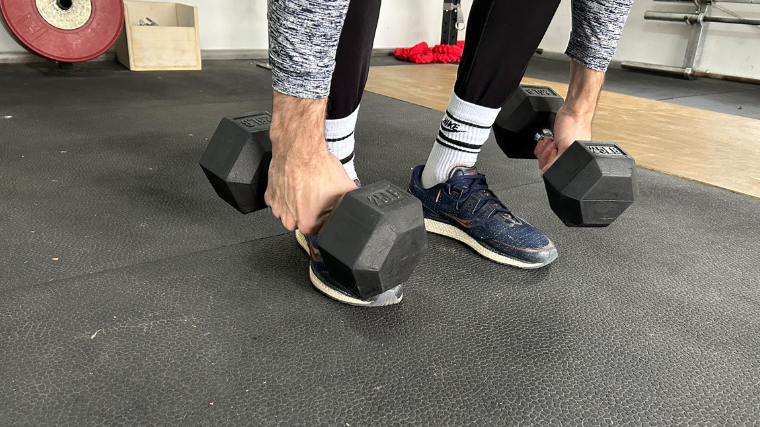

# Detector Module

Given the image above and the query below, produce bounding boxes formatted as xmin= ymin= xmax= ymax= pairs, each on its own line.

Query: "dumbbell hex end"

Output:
xmin=493 ymin=85 xmax=564 ymax=159
xmin=199 ymin=112 xmax=273 ymax=214
xmin=544 ymin=141 xmax=638 ymax=227
xmin=318 ymin=181 xmax=428 ymax=299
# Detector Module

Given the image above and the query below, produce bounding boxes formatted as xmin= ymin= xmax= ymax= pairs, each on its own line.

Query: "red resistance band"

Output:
xmin=393 ymin=41 xmax=465 ymax=64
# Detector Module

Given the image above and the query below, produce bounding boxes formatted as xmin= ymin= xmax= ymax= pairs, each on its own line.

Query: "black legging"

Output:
xmin=327 ymin=0 xmax=562 ymax=120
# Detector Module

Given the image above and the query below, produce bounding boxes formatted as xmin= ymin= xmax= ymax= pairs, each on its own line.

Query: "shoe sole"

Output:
xmin=424 ymin=219 xmax=557 ymax=269
xmin=295 ymin=231 xmax=402 ymax=307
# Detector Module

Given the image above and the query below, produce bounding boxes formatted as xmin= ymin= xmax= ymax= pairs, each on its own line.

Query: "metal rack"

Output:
xmin=441 ymin=0 xmax=465 ymax=45
xmin=621 ymin=0 xmax=760 ymax=80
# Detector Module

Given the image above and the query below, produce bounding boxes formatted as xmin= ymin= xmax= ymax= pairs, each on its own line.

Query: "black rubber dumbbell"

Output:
xmin=492 ymin=85 xmax=638 ymax=227
xmin=199 ymin=111 xmax=428 ymax=299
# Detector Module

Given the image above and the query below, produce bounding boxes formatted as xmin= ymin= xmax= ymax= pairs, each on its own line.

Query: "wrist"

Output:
xmin=562 ymin=60 xmax=604 ymax=123
xmin=557 ymin=103 xmax=594 ymax=126
xmin=270 ymin=90 xmax=328 ymax=159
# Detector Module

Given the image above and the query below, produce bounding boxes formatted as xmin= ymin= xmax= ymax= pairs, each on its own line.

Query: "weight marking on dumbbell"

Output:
xmin=235 ymin=114 xmax=271 ymax=130
xmin=367 ymin=188 xmax=408 ymax=208
xmin=586 ymin=145 xmax=626 ymax=156
xmin=523 ymin=87 xmax=559 ymax=98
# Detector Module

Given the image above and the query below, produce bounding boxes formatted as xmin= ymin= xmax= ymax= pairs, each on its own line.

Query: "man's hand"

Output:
xmin=535 ymin=60 xmax=604 ymax=175
xmin=264 ymin=91 xmax=357 ymax=235
xmin=535 ymin=108 xmax=592 ymax=174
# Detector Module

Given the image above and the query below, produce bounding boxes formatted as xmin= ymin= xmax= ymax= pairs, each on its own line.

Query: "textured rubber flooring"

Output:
xmin=1 ymin=61 xmax=759 ymax=426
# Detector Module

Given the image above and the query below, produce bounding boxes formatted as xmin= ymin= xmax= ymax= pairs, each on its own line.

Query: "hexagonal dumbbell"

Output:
xmin=199 ymin=111 xmax=428 ymax=299
xmin=492 ymin=85 xmax=638 ymax=227
xmin=318 ymin=184 xmax=428 ymax=298
xmin=199 ymin=112 xmax=272 ymax=213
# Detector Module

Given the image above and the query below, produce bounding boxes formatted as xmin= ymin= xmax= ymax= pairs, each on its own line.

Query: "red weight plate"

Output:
xmin=0 ymin=0 xmax=123 ymax=62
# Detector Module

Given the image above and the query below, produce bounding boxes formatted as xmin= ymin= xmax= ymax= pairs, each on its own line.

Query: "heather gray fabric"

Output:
xmin=268 ymin=0 xmax=633 ymax=98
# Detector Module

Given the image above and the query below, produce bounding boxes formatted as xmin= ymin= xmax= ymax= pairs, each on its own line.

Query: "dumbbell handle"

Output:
xmin=534 ymin=128 xmax=554 ymax=143
xmin=533 ymin=130 xmax=631 ymax=159
xmin=533 ymin=129 xmax=632 ymax=159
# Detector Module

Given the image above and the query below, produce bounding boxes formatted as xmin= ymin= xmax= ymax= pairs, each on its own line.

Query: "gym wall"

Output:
xmin=0 ymin=0 xmax=756 ymax=80
xmin=0 ymin=0 xmax=464 ymax=57
xmin=540 ymin=0 xmax=760 ymax=81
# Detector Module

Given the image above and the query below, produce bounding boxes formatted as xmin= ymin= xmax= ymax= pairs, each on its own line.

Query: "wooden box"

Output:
xmin=116 ymin=1 xmax=201 ymax=71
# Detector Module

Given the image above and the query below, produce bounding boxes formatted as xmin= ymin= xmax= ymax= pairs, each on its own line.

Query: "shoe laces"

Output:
xmin=445 ymin=173 xmax=517 ymax=221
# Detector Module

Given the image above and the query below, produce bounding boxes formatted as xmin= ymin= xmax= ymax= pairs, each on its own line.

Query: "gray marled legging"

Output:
xmin=268 ymin=0 xmax=633 ymax=106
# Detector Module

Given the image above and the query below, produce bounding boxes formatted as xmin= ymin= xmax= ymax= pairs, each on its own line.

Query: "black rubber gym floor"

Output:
xmin=1 ymin=60 xmax=759 ymax=426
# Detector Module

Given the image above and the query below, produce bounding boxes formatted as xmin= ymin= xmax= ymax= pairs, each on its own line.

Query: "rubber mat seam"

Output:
xmin=0 ymin=230 xmax=296 ymax=294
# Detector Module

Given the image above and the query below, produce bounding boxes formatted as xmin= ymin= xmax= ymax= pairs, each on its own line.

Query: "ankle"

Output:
xmin=420 ymin=92 xmax=500 ymax=188
xmin=326 ymin=106 xmax=360 ymax=182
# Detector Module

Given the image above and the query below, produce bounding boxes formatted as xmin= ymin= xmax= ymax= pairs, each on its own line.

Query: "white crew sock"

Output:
xmin=420 ymin=92 xmax=501 ymax=188
xmin=325 ymin=105 xmax=360 ymax=181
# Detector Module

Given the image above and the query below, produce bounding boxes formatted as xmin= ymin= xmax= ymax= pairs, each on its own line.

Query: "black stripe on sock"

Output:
xmin=435 ymin=137 xmax=480 ymax=153
xmin=339 ymin=151 xmax=355 ymax=165
xmin=445 ymin=110 xmax=491 ymax=129
xmin=326 ymin=131 xmax=354 ymax=143
xmin=437 ymin=130 xmax=484 ymax=150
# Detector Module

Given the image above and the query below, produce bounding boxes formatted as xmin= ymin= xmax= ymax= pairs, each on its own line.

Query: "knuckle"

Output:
xmin=300 ymin=221 xmax=319 ymax=236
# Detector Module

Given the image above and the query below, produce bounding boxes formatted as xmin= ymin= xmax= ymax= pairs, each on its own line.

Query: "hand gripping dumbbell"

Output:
xmin=492 ymin=85 xmax=638 ymax=227
xmin=199 ymin=112 xmax=428 ymax=299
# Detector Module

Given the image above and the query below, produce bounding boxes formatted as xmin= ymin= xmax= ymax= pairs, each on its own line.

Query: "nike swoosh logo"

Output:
xmin=441 ymin=126 xmax=464 ymax=133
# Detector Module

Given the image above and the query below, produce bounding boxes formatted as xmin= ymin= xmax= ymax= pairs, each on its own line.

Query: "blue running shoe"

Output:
xmin=295 ymin=231 xmax=403 ymax=307
xmin=408 ymin=165 xmax=557 ymax=268
xmin=294 ymin=180 xmax=403 ymax=307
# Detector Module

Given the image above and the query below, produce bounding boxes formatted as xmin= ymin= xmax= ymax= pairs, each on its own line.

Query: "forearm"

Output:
xmin=544 ymin=59 xmax=604 ymax=158
xmin=562 ymin=60 xmax=605 ymax=124
xmin=565 ymin=0 xmax=634 ymax=72
xmin=268 ymin=0 xmax=350 ymax=99
xmin=537 ymin=61 xmax=605 ymax=171
xmin=266 ymin=90 xmax=357 ymax=235
xmin=270 ymin=90 xmax=328 ymax=156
